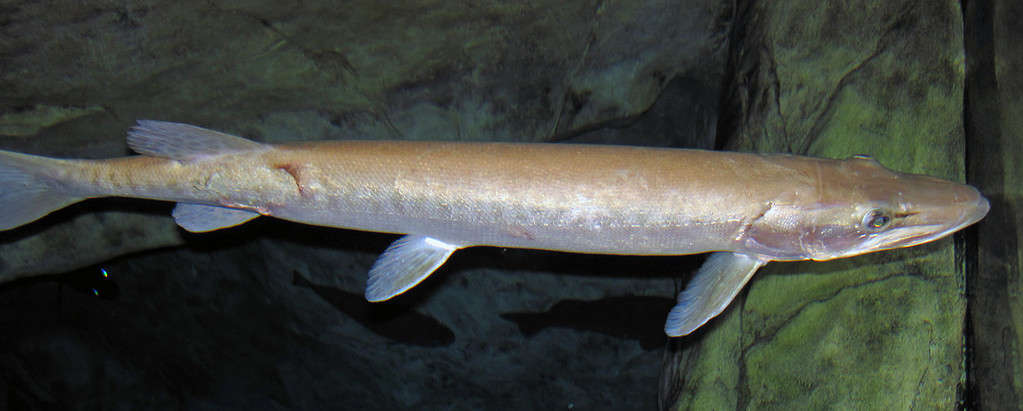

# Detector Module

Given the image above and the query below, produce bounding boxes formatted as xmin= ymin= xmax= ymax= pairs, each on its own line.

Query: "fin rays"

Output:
xmin=172 ymin=203 xmax=260 ymax=232
xmin=664 ymin=252 xmax=766 ymax=337
xmin=365 ymin=235 xmax=461 ymax=302
xmin=128 ymin=120 xmax=266 ymax=161
xmin=0 ymin=150 xmax=83 ymax=230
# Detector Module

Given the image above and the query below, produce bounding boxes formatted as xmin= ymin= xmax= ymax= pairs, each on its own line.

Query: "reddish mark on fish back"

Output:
xmin=274 ymin=163 xmax=308 ymax=196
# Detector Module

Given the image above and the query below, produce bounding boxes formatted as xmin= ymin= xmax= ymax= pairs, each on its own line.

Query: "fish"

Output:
xmin=0 ymin=121 xmax=990 ymax=336
xmin=291 ymin=270 xmax=455 ymax=347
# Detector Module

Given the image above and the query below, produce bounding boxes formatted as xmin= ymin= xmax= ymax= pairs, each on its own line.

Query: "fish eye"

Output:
xmin=862 ymin=209 xmax=892 ymax=230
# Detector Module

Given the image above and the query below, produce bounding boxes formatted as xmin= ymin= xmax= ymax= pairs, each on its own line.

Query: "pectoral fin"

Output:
xmin=664 ymin=252 xmax=767 ymax=337
xmin=365 ymin=235 xmax=461 ymax=302
xmin=172 ymin=203 xmax=260 ymax=232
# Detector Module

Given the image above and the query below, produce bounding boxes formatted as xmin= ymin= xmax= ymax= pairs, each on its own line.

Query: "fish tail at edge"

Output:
xmin=0 ymin=149 xmax=84 ymax=231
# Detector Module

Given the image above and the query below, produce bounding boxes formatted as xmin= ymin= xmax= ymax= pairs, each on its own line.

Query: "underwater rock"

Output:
xmin=0 ymin=1 xmax=727 ymax=409
xmin=665 ymin=1 xmax=971 ymax=409
xmin=292 ymin=271 xmax=454 ymax=348
xmin=963 ymin=0 xmax=1023 ymax=407
xmin=0 ymin=0 xmax=726 ymax=281
xmin=501 ymin=296 xmax=674 ymax=351
xmin=0 ymin=201 xmax=184 ymax=283
xmin=0 ymin=105 xmax=105 ymax=137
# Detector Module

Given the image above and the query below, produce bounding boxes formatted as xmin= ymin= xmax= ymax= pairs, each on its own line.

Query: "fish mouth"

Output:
xmin=939 ymin=194 xmax=990 ymax=239
xmin=868 ymin=194 xmax=990 ymax=252
xmin=828 ymin=194 xmax=990 ymax=259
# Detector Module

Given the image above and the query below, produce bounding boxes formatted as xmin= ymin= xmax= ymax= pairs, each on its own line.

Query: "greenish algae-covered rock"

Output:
xmin=668 ymin=1 xmax=969 ymax=409
xmin=742 ymin=249 xmax=964 ymax=409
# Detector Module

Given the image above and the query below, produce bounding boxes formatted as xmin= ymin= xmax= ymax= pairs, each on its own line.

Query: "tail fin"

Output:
xmin=0 ymin=149 xmax=83 ymax=231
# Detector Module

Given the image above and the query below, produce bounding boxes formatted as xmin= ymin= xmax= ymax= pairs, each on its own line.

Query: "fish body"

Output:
xmin=0 ymin=121 xmax=990 ymax=336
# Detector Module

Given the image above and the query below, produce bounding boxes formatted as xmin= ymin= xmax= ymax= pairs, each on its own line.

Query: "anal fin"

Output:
xmin=365 ymin=235 xmax=460 ymax=302
xmin=664 ymin=252 xmax=767 ymax=337
xmin=172 ymin=203 xmax=260 ymax=232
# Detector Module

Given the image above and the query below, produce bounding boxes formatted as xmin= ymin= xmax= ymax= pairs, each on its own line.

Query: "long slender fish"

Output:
xmin=0 ymin=121 xmax=989 ymax=336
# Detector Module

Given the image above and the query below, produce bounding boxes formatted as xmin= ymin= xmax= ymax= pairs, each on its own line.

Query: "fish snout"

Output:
xmin=915 ymin=181 xmax=989 ymax=238
xmin=855 ymin=178 xmax=991 ymax=253
xmin=958 ymin=186 xmax=990 ymax=228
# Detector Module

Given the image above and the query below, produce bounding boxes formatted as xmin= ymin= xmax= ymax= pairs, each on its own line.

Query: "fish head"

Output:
xmin=744 ymin=155 xmax=989 ymax=261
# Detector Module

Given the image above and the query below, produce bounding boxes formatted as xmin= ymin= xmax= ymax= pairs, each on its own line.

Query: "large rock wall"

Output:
xmin=666 ymin=1 xmax=971 ymax=409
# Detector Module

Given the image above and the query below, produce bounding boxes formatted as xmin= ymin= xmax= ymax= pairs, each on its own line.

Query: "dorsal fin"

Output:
xmin=127 ymin=120 xmax=266 ymax=160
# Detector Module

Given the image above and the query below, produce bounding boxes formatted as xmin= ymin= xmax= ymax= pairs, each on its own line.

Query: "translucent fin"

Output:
xmin=664 ymin=252 xmax=766 ymax=337
xmin=127 ymin=120 xmax=266 ymax=161
xmin=365 ymin=235 xmax=460 ymax=302
xmin=0 ymin=150 xmax=83 ymax=231
xmin=172 ymin=203 xmax=260 ymax=232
